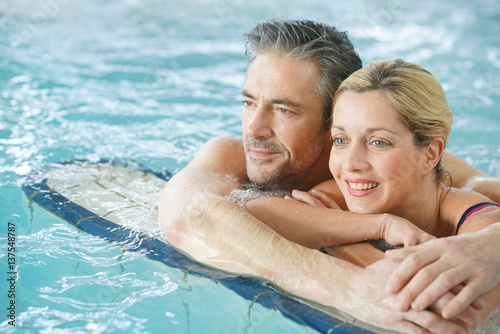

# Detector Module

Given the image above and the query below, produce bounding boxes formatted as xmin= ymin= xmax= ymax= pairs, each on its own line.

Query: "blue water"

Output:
xmin=1 ymin=0 xmax=499 ymax=333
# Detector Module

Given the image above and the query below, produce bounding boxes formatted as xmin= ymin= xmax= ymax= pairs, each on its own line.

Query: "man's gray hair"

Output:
xmin=245 ymin=18 xmax=362 ymax=130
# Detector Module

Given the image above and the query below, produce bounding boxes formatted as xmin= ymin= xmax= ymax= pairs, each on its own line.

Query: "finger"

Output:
xmin=450 ymin=285 xmax=485 ymax=310
xmin=401 ymin=228 xmax=435 ymax=248
xmin=471 ymin=296 xmax=486 ymax=310
xmin=386 ymin=249 xmax=441 ymax=295
xmin=404 ymin=309 xmax=467 ymax=334
xmin=426 ymin=291 xmax=482 ymax=328
xmin=402 ymin=233 xmax=422 ymax=248
xmin=415 ymin=233 xmax=437 ymax=245
xmin=393 ymin=261 xmax=449 ymax=311
xmin=386 ymin=244 xmax=420 ymax=258
xmin=310 ymin=189 xmax=341 ymax=209
xmin=391 ymin=320 xmax=430 ymax=334
xmin=411 ymin=267 xmax=468 ymax=311
xmin=442 ymin=280 xmax=486 ymax=319
xmin=291 ymin=190 xmax=326 ymax=207
xmin=285 ymin=193 xmax=312 ymax=205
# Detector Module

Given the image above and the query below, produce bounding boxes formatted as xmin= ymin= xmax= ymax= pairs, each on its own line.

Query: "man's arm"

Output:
xmin=158 ymin=137 xmax=473 ymax=333
xmin=442 ymin=151 xmax=500 ymax=203
xmin=385 ymin=152 xmax=500 ymax=319
xmin=387 ymin=223 xmax=500 ymax=319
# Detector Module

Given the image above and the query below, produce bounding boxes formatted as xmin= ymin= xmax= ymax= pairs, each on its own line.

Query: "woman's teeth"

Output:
xmin=348 ymin=182 xmax=379 ymax=190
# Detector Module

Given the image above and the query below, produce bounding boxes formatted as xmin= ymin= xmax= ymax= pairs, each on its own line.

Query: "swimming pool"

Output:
xmin=1 ymin=0 xmax=499 ymax=333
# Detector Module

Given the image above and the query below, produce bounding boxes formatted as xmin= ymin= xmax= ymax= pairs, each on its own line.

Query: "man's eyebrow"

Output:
xmin=241 ymin=89 xmax=254 ymax=99
xmin=241 ymin=89 xmax=303 ymax=109
xmin=269 ymin=98 xmax=303 ymax=108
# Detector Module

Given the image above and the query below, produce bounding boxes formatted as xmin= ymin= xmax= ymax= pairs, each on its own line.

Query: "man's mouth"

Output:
xmin=245 ymin=139 xmax=284 ymax=162
xmin=249 ymin=149 xmax=278 ymax=159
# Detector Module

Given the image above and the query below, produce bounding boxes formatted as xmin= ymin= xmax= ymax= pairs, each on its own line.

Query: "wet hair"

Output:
xmin=332 ymin=58 xmax=453 ymax=181
xmin=244 ymin=18 xmax=362 ymax=131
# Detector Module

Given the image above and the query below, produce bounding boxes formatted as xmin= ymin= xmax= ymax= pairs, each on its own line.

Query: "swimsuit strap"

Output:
xmin=455 ymin=202 xmax=500 ymax=235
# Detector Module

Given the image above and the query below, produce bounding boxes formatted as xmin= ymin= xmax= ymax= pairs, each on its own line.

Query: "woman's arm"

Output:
xmin=245 ymin=186 xmax=434 ymax=249
xmin=323 ymin=242 xmax=385 ymax=267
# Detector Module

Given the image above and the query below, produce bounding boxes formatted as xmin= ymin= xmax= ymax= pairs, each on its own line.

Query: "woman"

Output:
xmin=287 ymin=58 xmax=500 ymax=329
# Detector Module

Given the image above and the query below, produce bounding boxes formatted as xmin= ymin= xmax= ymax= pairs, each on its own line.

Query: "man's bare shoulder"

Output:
xmin=187 ymin=136 xmax=247 ymax=182
xmin=201 ymin=136 xmax=243 ymax=154
xmin=194 ymin=136 xmax=244 ymax=163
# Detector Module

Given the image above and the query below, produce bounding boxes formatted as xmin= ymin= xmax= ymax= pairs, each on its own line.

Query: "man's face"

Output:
xmin=241 ymin=54 xmax=330 ymax=187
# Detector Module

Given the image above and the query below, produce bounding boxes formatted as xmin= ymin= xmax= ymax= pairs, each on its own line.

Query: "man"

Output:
xmin=159 ymin=18 xmax=500 ymax=333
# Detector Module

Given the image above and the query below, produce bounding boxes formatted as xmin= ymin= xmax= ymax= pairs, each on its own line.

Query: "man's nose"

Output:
xmin=246 ymin=107 xmax=273 ymax=139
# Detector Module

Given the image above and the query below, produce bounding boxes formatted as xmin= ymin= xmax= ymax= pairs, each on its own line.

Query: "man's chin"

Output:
xmin=247 ymin=173 xmax=276 ymax=186
xmin=246 ymin=169 xmax=299 ymax=192
xmin=247 ymin=167 xmax=279 ymax=185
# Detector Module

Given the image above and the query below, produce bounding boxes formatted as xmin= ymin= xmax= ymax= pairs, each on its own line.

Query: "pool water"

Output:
xmin=1 ymin=0 xmax=499 ymax=333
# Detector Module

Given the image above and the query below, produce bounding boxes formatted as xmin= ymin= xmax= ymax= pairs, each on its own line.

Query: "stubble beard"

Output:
xmin=244 ymin=137 xmax=323 ymax=192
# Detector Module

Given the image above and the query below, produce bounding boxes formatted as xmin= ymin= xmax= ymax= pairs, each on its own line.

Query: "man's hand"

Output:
xmin=385 ymin=226 xmax=500 ymax=320
xmin=340 ymin=255 xmax=478 ymax=333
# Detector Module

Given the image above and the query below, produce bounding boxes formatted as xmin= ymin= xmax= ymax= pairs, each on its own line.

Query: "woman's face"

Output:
xmin=329 ymin=90 xmax=427 ymax=215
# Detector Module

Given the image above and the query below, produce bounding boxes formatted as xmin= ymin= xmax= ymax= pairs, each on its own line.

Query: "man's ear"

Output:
xmin=424 ymin=138 xmax=445 ymax=173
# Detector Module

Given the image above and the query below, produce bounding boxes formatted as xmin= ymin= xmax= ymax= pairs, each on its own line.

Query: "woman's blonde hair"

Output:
xmin=333 ymin=58 xmax=452 ymax=146
xmin=332 ymin=58 xmax=453 ymax=179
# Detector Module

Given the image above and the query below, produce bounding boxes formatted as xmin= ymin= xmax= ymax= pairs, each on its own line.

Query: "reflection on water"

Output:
xmin=1 ymin=0 xmax=499 ymax=186
xmin=0 ymin=0 xmax=499 ymax=333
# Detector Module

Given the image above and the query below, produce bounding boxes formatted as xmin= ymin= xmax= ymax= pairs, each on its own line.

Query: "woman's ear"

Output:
xmin=424 ymin=138 xmax=445 ymax=173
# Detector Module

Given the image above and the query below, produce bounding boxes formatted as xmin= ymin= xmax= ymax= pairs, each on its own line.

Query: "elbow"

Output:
xmin=158 ymin=179 xmax=214 ymax=249
xmin=158 ymin=181 xmax=190 ymax=247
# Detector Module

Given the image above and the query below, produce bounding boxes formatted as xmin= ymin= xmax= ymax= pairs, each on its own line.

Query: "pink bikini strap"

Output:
xmin=455 ymin=202 xmax=500 ymax=235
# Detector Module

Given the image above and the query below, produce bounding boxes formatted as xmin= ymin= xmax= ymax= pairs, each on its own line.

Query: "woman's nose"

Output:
xmin=344 ymin=144 xmax=369 ymax=172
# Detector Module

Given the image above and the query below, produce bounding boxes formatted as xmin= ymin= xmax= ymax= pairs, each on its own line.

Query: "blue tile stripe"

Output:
xmin=22 ymin=161 xmax=378 ymax=334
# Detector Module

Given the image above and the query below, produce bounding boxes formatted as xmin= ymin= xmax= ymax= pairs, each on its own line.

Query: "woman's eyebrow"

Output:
xmin=331 ymin=125 xmax=398 ymax=136
xmin=366 ymin=127 xmax=398 ymax=135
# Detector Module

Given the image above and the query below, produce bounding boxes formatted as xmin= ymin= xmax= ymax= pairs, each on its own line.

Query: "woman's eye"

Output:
xmin=373 ymin=140 xmax=389 ymax=147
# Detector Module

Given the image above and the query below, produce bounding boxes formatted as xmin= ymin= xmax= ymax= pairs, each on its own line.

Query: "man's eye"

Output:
xmin=278 ymin=107 xmax=291 ymax=114
xmin=332 ymin=138 xmax=346 ymax=145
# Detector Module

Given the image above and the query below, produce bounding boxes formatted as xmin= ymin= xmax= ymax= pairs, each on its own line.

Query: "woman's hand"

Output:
xmin=380 ymin=214 xmax=436 ymax=247
xmin=286 ymin=189 xmax=341 ymax=209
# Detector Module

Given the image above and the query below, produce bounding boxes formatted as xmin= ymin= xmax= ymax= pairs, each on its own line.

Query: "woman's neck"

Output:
xmin=390 ymin=176 xmax=444 ymax=236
